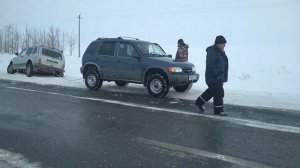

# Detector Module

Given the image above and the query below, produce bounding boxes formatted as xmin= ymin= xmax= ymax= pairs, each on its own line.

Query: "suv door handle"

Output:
xmin=117 ymin=60 xmax=121 ymax=63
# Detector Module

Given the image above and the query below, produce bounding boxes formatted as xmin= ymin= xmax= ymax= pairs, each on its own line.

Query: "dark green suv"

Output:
xmin=80 ymin=37 xmax=199 ymax=98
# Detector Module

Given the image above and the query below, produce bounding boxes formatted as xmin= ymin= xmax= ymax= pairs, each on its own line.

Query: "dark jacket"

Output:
xmin=175 ymin=44 xmax=189 ymax=62
xmin=205 ymin=45 xmax=229 ymax=85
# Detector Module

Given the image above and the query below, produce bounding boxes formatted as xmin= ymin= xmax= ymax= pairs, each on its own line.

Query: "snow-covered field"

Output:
xmin=0 ymin=53 xmax=299 ymax=111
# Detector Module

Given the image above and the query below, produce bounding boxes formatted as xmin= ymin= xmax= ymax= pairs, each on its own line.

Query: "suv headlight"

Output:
xmin=192 ymin=66 xmax=196 ymax=72
xmin=168 ymin=67 xmax=182 ymax=73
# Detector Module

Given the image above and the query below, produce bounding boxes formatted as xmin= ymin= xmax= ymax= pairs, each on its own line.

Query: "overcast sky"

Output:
xmin=1 ymin=0 xmax=300 ymax=71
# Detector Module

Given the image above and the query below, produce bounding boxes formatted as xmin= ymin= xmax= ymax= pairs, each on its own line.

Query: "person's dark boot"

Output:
xmin=198 ymin=105 xmax=206 ymax=112
xmin=195 ymin=96 xmax=206 ymax=112
xmin=195 ymin=100 xmax=205 ymax=112
xmin=215 ymin=112 xmax=228 ymax=116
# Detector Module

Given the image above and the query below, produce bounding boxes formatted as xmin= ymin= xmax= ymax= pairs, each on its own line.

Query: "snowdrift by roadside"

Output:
xmin=0 ymin=53 xmax=299 ymax=111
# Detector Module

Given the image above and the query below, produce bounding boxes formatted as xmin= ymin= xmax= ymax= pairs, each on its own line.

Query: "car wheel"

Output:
xmin=26 ymin=63 xmax=33 ymax=77
xmin=173 ymin=83 xmax=193 ymax=92
xmin=59 ymin=72 xmax=64 ymax=77
xmin=146 ymin=73 xmax=169 ymax=98
xmin=54 ymin=72 xmax=64 ymax=77
xmin=7 ymin=63 xmax=17 ymax=74
xmin=115 ymin=81 xmax=128 ymax=87
xmin=84 ymin=70 xmax=103 ymax=90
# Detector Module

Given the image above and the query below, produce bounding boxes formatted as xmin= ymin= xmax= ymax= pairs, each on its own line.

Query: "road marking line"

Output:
xmin=0 ymin=148 xmax=41 ymax=168
xmin=136 ymin=137 xmax=274 ymax=168
xmin=5 ymin=86 xmax=300 ymax=134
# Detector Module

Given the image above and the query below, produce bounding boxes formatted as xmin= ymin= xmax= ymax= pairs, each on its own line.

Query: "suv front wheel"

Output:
xmin=146 ymin=74 xmax=169 ymax=98
xmin=7 ymin=63 xmax=17 ymax=74
xmin=84 ymin=70 xmax=103 ymax=90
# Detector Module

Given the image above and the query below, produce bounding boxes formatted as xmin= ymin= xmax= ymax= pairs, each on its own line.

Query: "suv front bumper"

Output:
xmin=168 ymin=73 xmax=199 ymax=86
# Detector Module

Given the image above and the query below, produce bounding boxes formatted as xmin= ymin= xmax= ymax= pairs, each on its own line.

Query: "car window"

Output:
xmin=32 ymin=47 xmax=37 ymax=54
xmin=98 ymin=42 xmax=116 ymax=56
xmin=118 ymin=43 xmax=139 ymax=57
xmin=26 ymin=48 xmax=33 ymax=55
xmin=20 ymin=49 xmax=27 ymax=56
xmin=136 ymin=42 xmax=166 ymax=56
xmin=85 ymin=42 xmax=100 ymax=55
xmin=153 ymin=45 xmax=164 ymax=55
xmin=42 ymin=48 xmax=63 ymax=60
xmin=148 ymin=45 xmax=155 ymax=54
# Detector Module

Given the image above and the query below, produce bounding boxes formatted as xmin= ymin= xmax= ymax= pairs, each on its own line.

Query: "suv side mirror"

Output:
xmin=15 ymin=53 xmax=19 ymax=56
xmin=167 ymin=54 xmax=172 ymax=58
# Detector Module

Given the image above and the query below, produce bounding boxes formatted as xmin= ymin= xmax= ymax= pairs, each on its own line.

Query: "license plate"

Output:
xmin=189 ymin=75 xmax=197 ymax=81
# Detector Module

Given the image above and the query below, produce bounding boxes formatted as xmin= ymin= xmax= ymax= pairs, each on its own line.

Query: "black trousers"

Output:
xmin=196 ymin=83 xmax=224 ymax=114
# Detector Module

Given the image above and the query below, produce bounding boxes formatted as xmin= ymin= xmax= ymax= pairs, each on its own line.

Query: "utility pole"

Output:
xmin=78 ymin=14 xmax=82 ymax=58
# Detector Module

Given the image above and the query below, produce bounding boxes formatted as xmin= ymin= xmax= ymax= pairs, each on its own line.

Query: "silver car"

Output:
xmin=7 ymin=45 xmax=65 ymax=77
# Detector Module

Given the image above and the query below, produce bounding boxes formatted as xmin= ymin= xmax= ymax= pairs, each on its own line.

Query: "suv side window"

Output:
xmin=26 ymin=48 xmax=33 ymax=55
xmin=32 ymin=47 xmax=37 ymax=54
xmin=97 ymin=42 xmax=116 ymax=56
xmin=118 ymin=43 xmax=139 ymax=57
xmin=85 ymin=42 xmax=99 ymax=55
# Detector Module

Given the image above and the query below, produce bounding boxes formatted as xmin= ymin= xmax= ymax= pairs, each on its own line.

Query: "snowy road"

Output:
xmin=1 ymin=54 xmax=300 ymax=111
xmin=0 ymin=79 xmax=299 ymax=168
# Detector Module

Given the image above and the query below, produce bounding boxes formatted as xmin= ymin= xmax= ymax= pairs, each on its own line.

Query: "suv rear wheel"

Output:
xmin=26 ymin=63 xmax=33 ymax=77
xmin=173 ymin=83 xmax=193 ymax=92
xmin=84 ymin=70 xmax=103 ymax=90
xmin=115 ymin=81 xmax=128 ymax=87
xmin=54 ymin=71 xmax=64 ymax=77
xmin=146 ymin=73 xmax=169 ymax=98
xmin=7 ymin=63 xmax=17 ymax=74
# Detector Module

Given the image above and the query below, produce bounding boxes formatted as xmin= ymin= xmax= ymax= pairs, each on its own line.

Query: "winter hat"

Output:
xmin=215 ymin=35 xmax=227 ymax=44
xmin=178 ymin=39 xmax=184 ymax=45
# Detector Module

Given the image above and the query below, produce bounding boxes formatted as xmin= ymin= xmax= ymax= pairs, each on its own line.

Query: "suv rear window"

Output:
xmin=42 ymin=48 xmax=62 ymax=60
xmin=98 ymin=42 xmax=116 ymax=56
xmin=85 ymin=42 xmax=99 ymax=55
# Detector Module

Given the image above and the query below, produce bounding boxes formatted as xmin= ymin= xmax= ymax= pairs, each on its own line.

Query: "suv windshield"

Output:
xmin=136 ymin=42 xmax=166 ymax=57
xmin=19 ymin=49 xmax=27 ymax=56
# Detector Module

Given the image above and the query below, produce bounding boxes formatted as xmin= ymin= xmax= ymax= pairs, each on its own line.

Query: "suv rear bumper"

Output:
xmin=34 ymin=64 xmax=64 ymax=73
xmin=168 ymin=73 xmax=199 ymax=86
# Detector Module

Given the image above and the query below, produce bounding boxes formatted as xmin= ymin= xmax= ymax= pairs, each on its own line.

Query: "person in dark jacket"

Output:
xmin=175 ymin=39 xmax=189 ymax=62
xmin=195 ymin=35 xmax=229 ymax=116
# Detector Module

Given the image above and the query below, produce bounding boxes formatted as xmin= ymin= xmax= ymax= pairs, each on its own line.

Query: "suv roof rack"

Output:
xmin=118 ymin=36 xmax=139 ymax=40
xmin=96 ymin=37 xmax=107 ymax=40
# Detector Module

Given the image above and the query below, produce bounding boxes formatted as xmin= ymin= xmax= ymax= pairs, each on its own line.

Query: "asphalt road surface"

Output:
xmin=0 ymin=79 xmax=299 ymax=168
